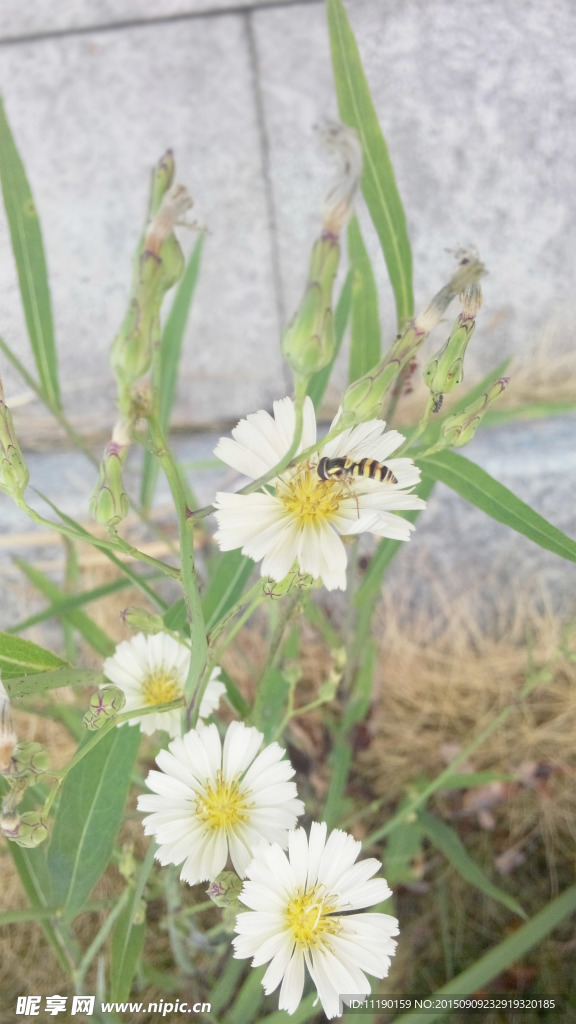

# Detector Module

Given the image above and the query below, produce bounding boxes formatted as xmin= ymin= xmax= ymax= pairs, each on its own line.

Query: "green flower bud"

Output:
xmin=83 ymin=686 xmax=126 ymax=731
xmin=441 ymin=377 xmax=510 ymax=448
xmin=110 ymin=162 xmax=194 ymax=414
xmin=90 ymin=424 xmax=130 ymax=528
xmin=207 ymin=871 xmax=244 ymax=909
xmin=207 ymin=870 xmax=243 ymax=928
xmin=5 ymin=810 xmax=48 ymax=848
xmin=262 ymin=570 xmax=314 ymax=598
xmin=423 ymin=284 xmax=482 ymax=398
xmin=0 ymin=378 xmax=29 ymax=499
xmin=2 ymin=741 xmax=50 ymax=781
xmin=282 ymin=235 xmax=340 ymax=377
xmin=120 ymin=607 xmax=165 ymax=635
xmin=340 ymin=254 xmax=486 ymax=424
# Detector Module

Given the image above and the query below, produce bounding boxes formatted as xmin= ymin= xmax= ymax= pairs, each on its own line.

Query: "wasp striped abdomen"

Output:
xmin=317 ymin=456 xmax=398 ymax=485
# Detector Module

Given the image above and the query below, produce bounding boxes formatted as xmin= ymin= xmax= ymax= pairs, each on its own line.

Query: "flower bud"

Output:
xmin=120 ymin=607 xmax=166 ymax=634
xmin=0 ymin=676 xmax=17 ymax=773
xmin=83 ymin=686 xmax=126 ymax=731
xmin=4 ymin=810 xmax=48 ymax=848
xmin=90 ymin=421 xmax=130 ymax=528
xmin=423 ymin=284 xmax=482 ymax=397
xmin=282 ymin=235 xmax=340 ymax=377
xmin=207 ymin=870 xmax=243 ymax=930
xmin=282 ymin=123 xmax=362 ymax=382
xmin=262 ymin=570 xmax=314 ymax=598
xmin=441 ymin=377 xmax=510 ymax=448
xmin=0 ymin=377 xmax=29 ymax=499
xmin=2 ymin=741 xmax=50 ymax=781
xmin=340 ymin=252 xmax=486 ymax=425
xmin=110 ymin=154 xmax=194 ymax=414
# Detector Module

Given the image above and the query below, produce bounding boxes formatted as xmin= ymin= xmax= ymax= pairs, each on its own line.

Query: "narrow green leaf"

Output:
xmin=109 ymin=844 xmax=155 ymax=1001
xmin=394 ymin=883 xmax=576 ymax=1024
xmin=7 ymin=835 xmax=77 ymax=973
xmin=5 ymin=668 xmax=103 ymax=699
xmin=202 ymin=549 xmax=255 ymax=633
xmin=47 ymin=725 xmax=141 ymax=921
xmin=0 ymin=631 xmax=65 ymax=679
xmin=384 ymin=817 xmax=424 ymax=886
xmin=8 ymin=573 xmax=156 ymax=634
xmin=211 ymin=956 xmax=246 ymax=1014
xmin=420 ymin=811 xmax=525 ymax=918
xmin=354 ymin=474 xmax=436 ymax=609
xmin=0 ymin=98 xmax=60 ymax=406
xmin=307 ymin=270 xmax=353 ymax=410
xmin=223 ymin=964 xmax=265 ymax=1024
xmin=439 ymin=770 xmax=515 ymax=790
xmin=347 ymin=216 xmax=381 ymax=381
xmin=15 ymin=558 xmax=115 ymax=657
xmin=327 ymin=0 xmax=413 ymax=325
xmin=420 ymin=450 xmax=576 ymax=564
xmin=141 ymin=237 xmax=204 ymax=511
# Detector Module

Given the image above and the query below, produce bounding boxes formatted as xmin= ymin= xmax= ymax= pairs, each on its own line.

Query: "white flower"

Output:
xmin=233 ymin=821 xmax=399 ymax=1019
xmin=213 ymin=396 xmax=426 ymax=590
xmin=137 ymin=721 xmax=305 ymax=885
xmin=103 ymin=632 xmax=225 ymax=737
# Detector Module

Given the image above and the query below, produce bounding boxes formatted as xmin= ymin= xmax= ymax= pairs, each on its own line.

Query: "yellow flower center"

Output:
xmin=278 ymin=466 xmax=345 ymax=524
xmin=196 ymin=771 xmax=250 ymax=831
xmin=285 ymin=886 xmax=341 ymax=949
xmin=141 ymin=669 xmax=183 ymax=707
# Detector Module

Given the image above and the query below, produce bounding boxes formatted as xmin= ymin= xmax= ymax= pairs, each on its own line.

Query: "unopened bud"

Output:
xmin=83 ymin=686 xmax=126 ymax=731
xmin=339 ymin=252 xmax=486 ymax=426
xmin=441 ymin=377 xmax=510 ymax=447
xmin=318 ymin=122 xmax=362 ymax=237
xmin=207 ymin=871 xmax=244 ymax=908
xmin=423 ymin=283 xmax=482 ymax=397
xmin=5 ymin=810 xmax=48 ymax=848
xmin=207 ymin=870 xmax=243 ymax=929
xmin=90 ymin=421 xmax=130 ymax=528
xmin=110 ymin=154 xmax=195 ymax=414
xmin=0 ymin=377 xmax=29 ymax=499
xmin=121 ymin=607 xmax=165 ymax=635
xmin=282 ymin=235 xmax=340 ymax=377
xmin=262 ymin=570 xmax=314 ymax=598
xmin=2 ymin=741 xmax=50 ymax=780
xmin=0 ymin=676 xmax=17 ymax=773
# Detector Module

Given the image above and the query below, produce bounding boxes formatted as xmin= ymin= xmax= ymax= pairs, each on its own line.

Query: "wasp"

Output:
xmin=317 ymin=456 xmax=398 ymax=485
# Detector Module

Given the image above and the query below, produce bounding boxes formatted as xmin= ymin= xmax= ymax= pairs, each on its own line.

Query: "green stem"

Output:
xmin=207 ymin=578 xmax=265 ymax=646
xmin=147 ymin=416 xmax=208 ymax=716
xmin=15 ymin=496 xmax=180 ymax=580
xmin=251 ymin=590 xmax=301 ymax=727
xmin=73 ymin=887 xmax=131 ymax=993
xmin=396 ymin=393 xmax=435 ymax=455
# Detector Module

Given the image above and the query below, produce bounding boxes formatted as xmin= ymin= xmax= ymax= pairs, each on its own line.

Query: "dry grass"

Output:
xmin=1 ymin=562 xmax=576 ymax=1018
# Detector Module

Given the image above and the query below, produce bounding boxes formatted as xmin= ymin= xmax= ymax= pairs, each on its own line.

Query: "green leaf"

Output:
xmin=384 ymin=816 xmax=424 ymax=886
xmin=420 ymin=450 xmax=576 ymax=564
xmin=5 ymin=668 xmax=103 ymax=699
xmin=0 ymin=98 xmax=60 ymax=407
xmin=0 ymin=631 xmax=65 ymax=679
xmin=307 ymin=270 xmax=353 ymax=410
xmin=15 ymin=558 xmax=115 ymax=657
xmin=47 ymin=725 xmax=141 ymax=922
xmin=223 ymin=964 xmax=265 ymax=1024
xmin=347 ymin=216 xmax=381 ymax=381
xmin=438 ymin=770 xmax=515 ymax=790
xmin=394 ymin=883 xmax=576 ymax=1024
xmin=354 ymin=474 xmax=437 ymax=611
xmin=420 ymin=811 xmax=525 ymax=918
xmin=109 ymin=844 xmax=155 ymax=1001
xmin=9 ymin=574 xmax=152 ymax=634
xmin=141 ymin=237 xmax=204 ymax=511
xmin=163 ymin=597 xmax=188 ymax=633
xmin=327 ymin=0 xmax=413 ymax=325
xmin=202 ymin=549 xmax=255 ymax=633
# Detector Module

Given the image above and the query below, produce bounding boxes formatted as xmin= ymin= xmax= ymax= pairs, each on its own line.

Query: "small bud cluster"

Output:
xmin=0 ymin=679 xmax=50 ymax=848
xmin=83 ymin=686 xmax=126 ymax=731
